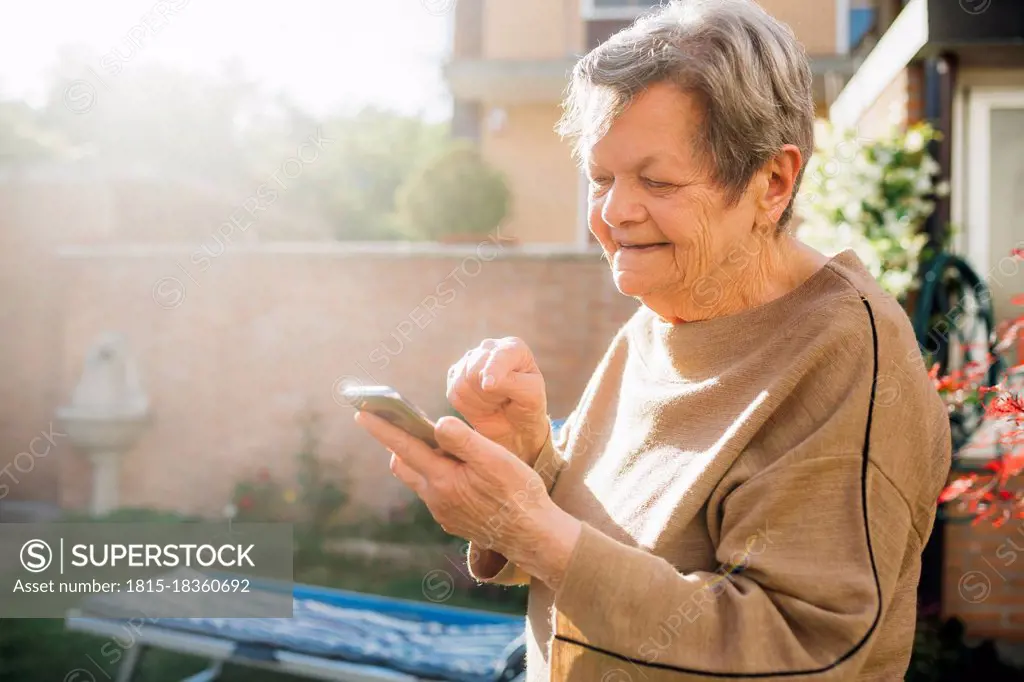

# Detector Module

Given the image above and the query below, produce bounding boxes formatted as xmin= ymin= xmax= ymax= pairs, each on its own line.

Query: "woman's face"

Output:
xmin=585 ymin=83 xmax=768 ymax=316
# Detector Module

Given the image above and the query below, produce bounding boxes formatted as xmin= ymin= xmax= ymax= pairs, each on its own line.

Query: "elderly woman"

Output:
xmin=355 ymin=0 xmax=951 ymax=679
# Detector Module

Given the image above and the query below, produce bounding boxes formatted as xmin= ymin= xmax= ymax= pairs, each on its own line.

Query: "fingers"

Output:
xmin=434 ymin=416 xmax=513 ymax=466
xmin=389 ymin=453 xmax=426 ymax=494
xmin=478 ymin=337 xmax=535 ymax=389
xmin=447 ymin=337 xmax=543 ymax=413
xmin=354 ymin=411 xmax=452 ymax=480
xmin=486 ymin=370 xmax=547 ymax=409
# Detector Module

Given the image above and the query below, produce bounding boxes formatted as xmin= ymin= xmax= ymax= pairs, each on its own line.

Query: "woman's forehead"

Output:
xmin=583 ymin=84 xmax=703 ymax=166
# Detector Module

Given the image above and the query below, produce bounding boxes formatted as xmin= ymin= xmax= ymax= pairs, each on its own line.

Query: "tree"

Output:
xmin=937 ymin=248 xmax=1024 ymax=526
xmin=290 ymin=107 xmax=449 ymax=241
xmin=39 ymin=48 xmax=265 ymax=186
xmin=0 ymin=99 xmax=71 ymax=166
xmin=394 ymin=141 xmax=510 ymax=241
xmin=13 ymin=48 xmax=453 ymax=242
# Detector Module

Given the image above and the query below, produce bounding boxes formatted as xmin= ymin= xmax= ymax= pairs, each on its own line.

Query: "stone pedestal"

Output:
xmin=55 ymin=332 xmax=150 ymax=517
xmin=87 ymin=451 xmax=122 ymax=516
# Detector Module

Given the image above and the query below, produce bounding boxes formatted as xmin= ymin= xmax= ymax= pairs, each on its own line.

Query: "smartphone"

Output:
xmin=342 ymin=385 xmax=439 ymax=448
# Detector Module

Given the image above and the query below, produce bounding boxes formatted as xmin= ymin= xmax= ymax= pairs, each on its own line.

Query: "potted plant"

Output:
xmin=394 ymin=141 xmax=511 ymax=244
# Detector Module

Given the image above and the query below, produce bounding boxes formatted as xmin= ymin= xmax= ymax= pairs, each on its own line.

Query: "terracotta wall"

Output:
xmin=0 ymin=173 xmax=636 ymax=518
xmin=944 ymin=510 xmax=1024 ymax=640
xmin=481 ymin=103 xmax=582 ymax=245
xmin=483 ymin=0 xmax=579 ymax=60
xmin=756 ymin=0 xmax=841 ymax=55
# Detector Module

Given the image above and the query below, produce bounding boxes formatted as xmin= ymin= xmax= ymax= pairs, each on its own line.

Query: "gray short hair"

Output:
xmin=558 ymin=0 xmax=815 ymax=228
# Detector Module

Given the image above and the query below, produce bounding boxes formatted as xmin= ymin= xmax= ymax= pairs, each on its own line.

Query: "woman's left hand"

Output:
xmin=354 ymin=411 xmax=581 ymax=589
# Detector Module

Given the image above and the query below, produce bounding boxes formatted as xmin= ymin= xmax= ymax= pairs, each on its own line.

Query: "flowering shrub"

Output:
xmin=230 ymin=466 xmax=296 ymax=523
xmin=796 ymin=122 xmax=949 ymax=300
xmin=229 ymin=411 xmax=348 ymax=559
xmin=937 ymin=249 xmax=1024 ymax=526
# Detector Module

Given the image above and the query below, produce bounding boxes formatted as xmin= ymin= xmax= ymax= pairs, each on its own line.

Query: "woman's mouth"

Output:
xmin=617 ymin=242 xmax=671 ymax=252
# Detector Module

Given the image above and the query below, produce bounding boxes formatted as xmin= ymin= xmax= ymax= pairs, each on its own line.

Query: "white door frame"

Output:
xmin=836 ymin=0 xmax=851 ymax=56
xmin=964 ymin=87 xmax=1024 ymax=276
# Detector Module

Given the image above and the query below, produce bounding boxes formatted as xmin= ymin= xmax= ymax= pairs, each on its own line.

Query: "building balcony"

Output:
xmin=443 ymin=58 xmax=580 ymax=105
xmin=446 ymin=52 xmax=858 ymax=110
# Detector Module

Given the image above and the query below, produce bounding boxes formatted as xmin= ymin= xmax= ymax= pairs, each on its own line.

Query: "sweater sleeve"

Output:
xmin=548 ymin=449 xmax=914 ymax=680
xmin=466 ymin=417 xmax=571 ymax=585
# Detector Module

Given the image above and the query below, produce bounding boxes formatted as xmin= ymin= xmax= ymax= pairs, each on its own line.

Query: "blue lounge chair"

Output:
xmin=65 ymin=577 xmax=526 ymax=682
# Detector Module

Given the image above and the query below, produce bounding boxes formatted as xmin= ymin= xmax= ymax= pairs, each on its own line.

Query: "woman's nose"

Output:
xmin=599 ymin=182 xmax=645 ymax=229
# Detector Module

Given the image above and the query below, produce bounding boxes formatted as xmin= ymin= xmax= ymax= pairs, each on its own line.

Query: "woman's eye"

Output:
xmin=642 ymin=177 xmax=673 ymax=190
xmin=589 ymin=178 xmax=612 ymax=193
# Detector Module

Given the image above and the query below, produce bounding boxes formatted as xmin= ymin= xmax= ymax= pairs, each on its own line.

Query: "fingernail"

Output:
xmin=481 ymin=375 xmax=495 ymax=389
xmin=436 ymin=417 xmax=458 ymax=436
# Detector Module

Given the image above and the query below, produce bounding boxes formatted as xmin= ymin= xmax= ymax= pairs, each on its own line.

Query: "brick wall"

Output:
xmin=944 ymin=510 xmax=1024 ymax=640
xmin=0 ymin=172 xmax=636 ymax=518
xmin=907 ymin=62 xmax=926 ymax=125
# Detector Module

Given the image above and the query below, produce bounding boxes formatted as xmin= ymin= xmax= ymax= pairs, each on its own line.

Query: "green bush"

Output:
xmin=394 ymin=141 xmax=510 ymax=241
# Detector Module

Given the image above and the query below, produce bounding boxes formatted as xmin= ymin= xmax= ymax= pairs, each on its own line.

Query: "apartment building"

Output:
xmin=831 ymin=0 xmax=1024 ymax=642
xmin=444 ymin=0 xmax=877 ymax=245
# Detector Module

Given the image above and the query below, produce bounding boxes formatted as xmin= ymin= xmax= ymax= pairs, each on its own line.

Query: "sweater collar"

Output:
xmin=633 ymin=249 xmax=864 ymax=381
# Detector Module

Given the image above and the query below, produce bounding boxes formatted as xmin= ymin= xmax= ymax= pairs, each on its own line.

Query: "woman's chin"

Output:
xmin=611 ymin=269 xmax=654 ymax=298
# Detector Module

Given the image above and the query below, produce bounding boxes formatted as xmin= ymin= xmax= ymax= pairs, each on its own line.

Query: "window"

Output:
xmin=850 ymin=7 xmax=877 ymax=49
xmin=582 ymin=0 xmax=661 ymax=20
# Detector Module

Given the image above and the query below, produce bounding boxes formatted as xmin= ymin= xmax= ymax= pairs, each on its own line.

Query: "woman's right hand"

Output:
xmin=446 ymin=337 xmax=550 ymax=467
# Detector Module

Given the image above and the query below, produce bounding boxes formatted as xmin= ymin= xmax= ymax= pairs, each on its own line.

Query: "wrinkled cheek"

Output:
xmin=682 ymin=201 xmax=718 ymax=279
xmin=588 ymin=207 xmax=614 ymax=254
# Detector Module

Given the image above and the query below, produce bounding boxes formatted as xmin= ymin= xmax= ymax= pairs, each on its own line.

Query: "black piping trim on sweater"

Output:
xmin=553 ymin=296 xmax=884 ymax=678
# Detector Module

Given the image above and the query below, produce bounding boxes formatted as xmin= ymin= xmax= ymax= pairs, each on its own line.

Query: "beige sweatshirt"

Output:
xmin=469 ymin=249 xmax=952 ymax=681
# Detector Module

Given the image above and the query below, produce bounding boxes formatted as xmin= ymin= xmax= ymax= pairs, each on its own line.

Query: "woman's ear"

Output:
xmin=759 ymin=144 xmax=802 ymax=225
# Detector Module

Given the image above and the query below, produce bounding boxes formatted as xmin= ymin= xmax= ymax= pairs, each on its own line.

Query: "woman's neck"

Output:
xmin=648 ymin=233 xmax=827 ymax=324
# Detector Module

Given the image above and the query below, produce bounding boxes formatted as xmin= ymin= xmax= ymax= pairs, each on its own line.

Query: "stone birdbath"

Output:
xmin=55 ymin=332 xmax=151 ymax=516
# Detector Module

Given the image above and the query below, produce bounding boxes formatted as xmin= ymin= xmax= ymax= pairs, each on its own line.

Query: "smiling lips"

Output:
xmin=617 ymin=242 xmax=671 ymax=251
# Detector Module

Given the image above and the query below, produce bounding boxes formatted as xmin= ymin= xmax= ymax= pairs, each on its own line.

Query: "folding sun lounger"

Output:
xmin=65 ymin=575 xmax=527 ymax=682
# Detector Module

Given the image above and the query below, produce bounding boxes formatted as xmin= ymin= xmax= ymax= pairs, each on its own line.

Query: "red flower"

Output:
xmin=981 ymin=451 xmax=1024 ymax=488
xmin=939 ymin=474 xmax=977 ymax=503
xmin=239 ymin=495 xmax=254 ymax=510
xmin=987 ymin=394 xmax=1024 ymax=424
xmin=998 ymin=431 xmax=1024 ymax=447
xmin=999 ymin=490 xmax=1015 ymax=501
xmin=257 ymin=467 xmax=271 ymax=483
xmin=1012 ymin=294 xmax=1024 ymax=307
xmin=1013 ymin=247 xmax=1024 ymax=259
xmin=1002 ymin=453 xmax=1024 ymax=481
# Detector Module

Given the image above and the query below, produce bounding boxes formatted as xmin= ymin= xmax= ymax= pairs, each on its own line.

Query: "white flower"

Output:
xmin=905 ymin=129 xmax=926 ymax=153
